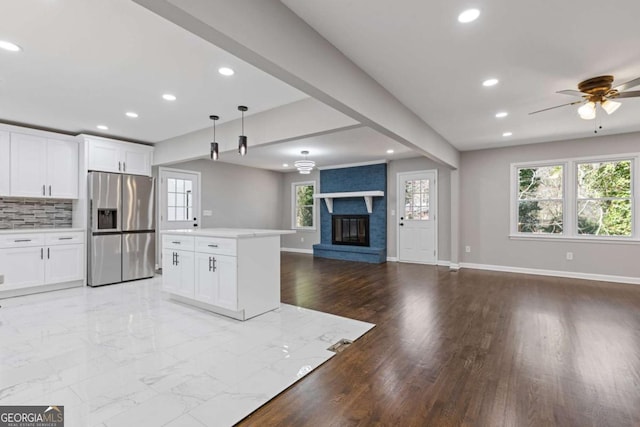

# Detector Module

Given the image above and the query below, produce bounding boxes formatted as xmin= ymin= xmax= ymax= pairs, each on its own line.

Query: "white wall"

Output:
xmin=460 ymin=132 xmax=640 ymax=280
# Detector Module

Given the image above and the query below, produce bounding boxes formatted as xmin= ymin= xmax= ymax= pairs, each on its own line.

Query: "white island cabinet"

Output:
xmin=162 ymin=228 xmax=294 ymax=320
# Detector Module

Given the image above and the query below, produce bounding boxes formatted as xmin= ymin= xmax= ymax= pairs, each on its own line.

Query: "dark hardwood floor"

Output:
xmin=238 ymin=254 xmax=640 ymax=427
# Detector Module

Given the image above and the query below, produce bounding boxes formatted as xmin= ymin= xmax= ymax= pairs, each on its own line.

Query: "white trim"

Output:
xmin=317 ymin=160 xmax=387 ymax=170
xmin=291 ymin=180 xmax=317 ymax=230
xmin=437 ymin=260 xmax=450 ymax=267
xmin=459 ymin=262 xmax=640 ymax=285
xmin=386 ymin=256 xmax=398 ymax=262
xmin=509 ymin=234 xmax=640 ymax=244
xmin=449 ymin=263 xmax=460 ymax=271
xmin=281 ymin=247 xmax=313 ymax=254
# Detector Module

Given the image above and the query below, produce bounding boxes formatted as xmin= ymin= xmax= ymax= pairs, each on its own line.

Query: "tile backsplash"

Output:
xmin=0 ymin=198 xmax=73 ymax=229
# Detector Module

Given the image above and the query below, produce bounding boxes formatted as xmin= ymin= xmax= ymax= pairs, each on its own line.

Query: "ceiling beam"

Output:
xmin=153 ymin=97 xmax=359 ymax=165
xmin=133 ymin=0 xmax=459 ymax=169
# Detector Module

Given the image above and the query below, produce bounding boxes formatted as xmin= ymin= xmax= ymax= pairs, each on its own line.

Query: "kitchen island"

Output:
xmin=161 ymin=228 xmax=295 ymax=320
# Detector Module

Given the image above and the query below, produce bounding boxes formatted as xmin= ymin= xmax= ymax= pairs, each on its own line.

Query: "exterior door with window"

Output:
xmin=159 ymin=169 xmax=201 ymax=231
xmin=398 ymin=171 xmax=437 ymax=264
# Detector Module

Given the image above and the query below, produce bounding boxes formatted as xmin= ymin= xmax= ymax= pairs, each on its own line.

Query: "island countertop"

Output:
xmin=162 ymin=228 xmax=295 ymax=238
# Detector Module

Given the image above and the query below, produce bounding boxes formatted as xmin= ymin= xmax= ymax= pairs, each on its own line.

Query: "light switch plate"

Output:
xmin=203 ymin=210 xmax=213 ymax=217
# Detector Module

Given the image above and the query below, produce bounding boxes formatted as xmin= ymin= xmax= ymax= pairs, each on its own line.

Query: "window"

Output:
xmin=577 ymin=160 xmax=632 ymax=236
xmin=292 ymin=181 xmax=315 ymax=229
xmin=517 ymin=165 xmax=563 ymax=233
xmin=167 ymin=178 xmax=193 ymax=222
xmin=404 ymin=179 xmax=430 ymax=220
xmin=512 ymin=155 xmax=637 ymax=240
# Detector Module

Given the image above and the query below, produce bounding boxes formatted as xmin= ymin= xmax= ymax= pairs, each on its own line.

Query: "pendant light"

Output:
xmin=294 ymin=150 xmax=315 ymax=174
xmin=238 ymin=105 xmax=248 ymax=156
xmin=209 ymin=115 xmax=219 ymax=160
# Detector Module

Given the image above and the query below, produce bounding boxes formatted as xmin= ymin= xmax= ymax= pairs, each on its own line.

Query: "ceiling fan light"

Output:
xmin=601 ymin=100 xmax=621 ymax=115
xmin=578 ymin=102 xmax=596 ymax=120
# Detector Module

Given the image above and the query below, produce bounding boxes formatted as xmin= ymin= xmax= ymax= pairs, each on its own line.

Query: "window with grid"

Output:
xmin=404 ymin=179 xmax=430 ymax=220
xmin=167 ymin=178 xmax=193 ymax=222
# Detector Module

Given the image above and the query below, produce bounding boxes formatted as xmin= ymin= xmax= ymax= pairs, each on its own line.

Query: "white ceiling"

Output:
xmin=217 ymin=126 xmax=416 ymax=172
xmin=281 ymin=0 xmax=640 ymax=150
xmin=0 ymin=0 xmax=307 ymax=143
xmin=3 ymin=0 xmax=640 ymax=169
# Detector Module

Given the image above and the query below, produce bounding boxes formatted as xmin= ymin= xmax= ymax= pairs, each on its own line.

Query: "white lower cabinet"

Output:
xmin=162 ymin=248 xmax=194 ymax=298
xmin=194 ymin=252 xmax=237 ymax=310
xmin=0 ymin=246 xmax=46 ymax=287
xmin=0 ymin=231 xmax=85 ymax=295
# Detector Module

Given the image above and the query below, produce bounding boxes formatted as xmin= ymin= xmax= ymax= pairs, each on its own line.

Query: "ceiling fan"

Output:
xmin=530 ymin=75 xmax=640 ymax=120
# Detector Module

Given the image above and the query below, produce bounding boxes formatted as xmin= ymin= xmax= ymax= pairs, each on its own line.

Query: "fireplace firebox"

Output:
xmin=332 ymin=215 xmax=370 ymax=247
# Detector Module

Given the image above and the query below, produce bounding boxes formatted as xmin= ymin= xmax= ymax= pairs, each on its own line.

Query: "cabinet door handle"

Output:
xmin=175 ymin=252 xmax=179 ymax=266
xmin=212 ymin=257 xmax=217 ymax=272
xmin=49 ymin=185 xmax=52 ymax=196
xmin=123 ymin=162 xmax=126 ymax=172
xmin=47 ymin=247 xmax=50 ymax=259
xmin=41 ymin=248 xmax=43 ymax=259
xmin=208 ymin=256 xmax=213 ymax=272
xmin=207 ymin=244 xmax=218 ymax=248
xmin=172 ymin=241 xmax=181 ymax=244
xmin=14 ymin=239 xmax=31 ymax=242
xmin=42 ymin=185 xmax=46 ymax=196
xmin=172 ymin=252 xmax=176 ymax=265
xmin=58 ymin=237 xmax=73 ymax=240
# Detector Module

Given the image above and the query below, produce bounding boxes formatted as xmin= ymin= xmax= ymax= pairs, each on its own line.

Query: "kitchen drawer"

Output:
xmin=45 ymin=231 xmax=85 ymax=245
xmin=195 ymin=237 xmax=237 ymax=256
xmin=0 ymin=233 xmax=45 ymax=248
xmin=163 ymin=235 xmax=195 ymax=251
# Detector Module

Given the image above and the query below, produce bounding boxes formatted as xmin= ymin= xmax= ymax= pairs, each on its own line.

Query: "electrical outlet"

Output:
xmin=465 ymin=246 xmax=471 ymax=253
xmin=203 ymin=210 xmax=213 ymax=217
xmin=301 ymin=237 xmax=304 ymax=242
xmin=566 ymin=252 xmax=573 ymax=261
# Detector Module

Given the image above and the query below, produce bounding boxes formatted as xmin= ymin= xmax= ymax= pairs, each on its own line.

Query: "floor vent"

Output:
xmin=327 ymin=338 xmax=353 ymax=353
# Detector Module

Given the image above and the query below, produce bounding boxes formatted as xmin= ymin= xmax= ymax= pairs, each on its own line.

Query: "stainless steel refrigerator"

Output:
xmin=88 ymin=172 xmax=155 ymax=287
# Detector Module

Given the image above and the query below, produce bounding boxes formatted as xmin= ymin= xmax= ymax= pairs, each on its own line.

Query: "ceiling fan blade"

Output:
xmin=613 ymin=77 xmax=640 ymax=92
xmin=615 ymin=90 xmax=640 ymax=99
xmin=556 ymin=90 xmax=586 ymax=97
xmin=529 ymin=100 xmax=584 ymax=115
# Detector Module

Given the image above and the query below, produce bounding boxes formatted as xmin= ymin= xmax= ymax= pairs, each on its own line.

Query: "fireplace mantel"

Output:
xmin=313 ymin=191 xmax=384 ymax=214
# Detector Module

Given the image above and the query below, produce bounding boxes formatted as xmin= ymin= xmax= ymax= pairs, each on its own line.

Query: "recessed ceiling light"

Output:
xmin=495 ymin=112 xmax=508 ymax=118
xmin=97 ymin=125 xmax=109 ymax=131
xmin=386 ymin=149 xmax=394 ymax=154
xmin=282 ymin=163 xmax=289 ymax=167
xmin=458 ymin=8 xmax=480 ymax=23
xmin=218 ymin=67 xmax=235 ymax=76
xmin=0 ymin=40 xmax=22 ymax=52
xmin=483 ymin=78 xmax=499 ymax=87
xmin=502 ymin=132 xmax=513 ymax=137
xmin=125 ymin=112 xmax=139 ymax=118
xmin=162 ymin=94 xmax=176 ymax=101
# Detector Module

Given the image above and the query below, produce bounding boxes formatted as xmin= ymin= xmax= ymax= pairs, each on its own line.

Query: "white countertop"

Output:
xmin=162 ymin=228 xmax=296 ymax=238
xmin=0 ymin=228 xmax=85 ymax=235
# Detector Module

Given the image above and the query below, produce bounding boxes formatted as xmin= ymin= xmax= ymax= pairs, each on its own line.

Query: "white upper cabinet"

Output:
xmin=87 ymin=137 xmax=153 ymax=176
xmin=10 ymin=133 xmax=79 ymax=199
xmin=0 ymin=131 xmax=10 ymax=196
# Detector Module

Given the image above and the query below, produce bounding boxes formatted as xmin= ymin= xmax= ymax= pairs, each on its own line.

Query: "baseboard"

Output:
xmin=459 ymin=262 xmax=640 ymax=285
xmin=449 ymin=263 xmax=460 ymax=271
xmin=0 ymin=280 xmax=83 ymax=300
xmin=281 ymin=247 xmax=313 ymax=254
xmin=386 ymin=256 xmax=398 ymax=262
xmin=437 ymin=260 xmax=450 ymax=267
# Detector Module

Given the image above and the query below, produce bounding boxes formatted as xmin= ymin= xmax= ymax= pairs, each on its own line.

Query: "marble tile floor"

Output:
xmin=0 ymin=277 xmax=375 ymax=426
